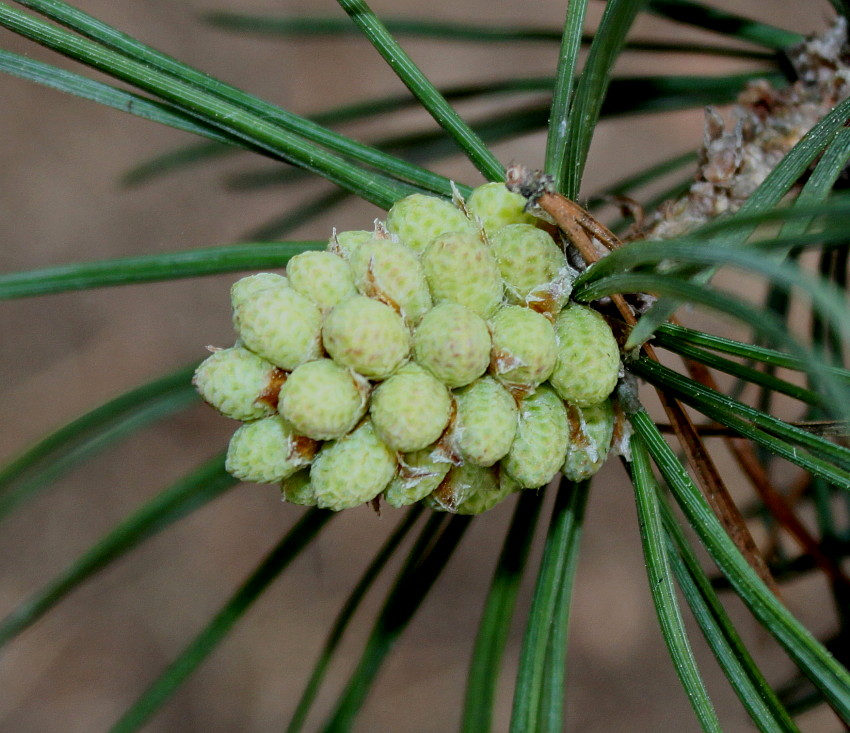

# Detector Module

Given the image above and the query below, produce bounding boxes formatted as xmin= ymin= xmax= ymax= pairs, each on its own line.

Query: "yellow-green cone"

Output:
xmin=550 ymin=304 xmax=620 ymax=406
xmin=424 ymin=462 xmax=497 ymax=513
xmin=489 ymin=306 xmax=557 ymax=391
xmin=234 ymin=286 xmax=323 ymax=370
xmin=421 ymin=231 xmax=503 ymax=318
xmin=456 ymin=467 xmax=517 ymax=515
xmin=193 ymin=345 xmax=284 ymax=421
xmin=370 ymin=363 xmax=452 ymax=452
xmin=453 ymin=376 xmax=518 ymax=466
xmin=502 ymin=385 xmax=569 ymax=488
xmin=311 ymin=420 xmax=397 ymax=511
xmin=287 ymin=250 xmax=355 ymax=314
xmin=278 ymin=358 xmax=369 ymax=440
xmin=349 ymin=238 xmax=432 ymax=325
xmin=329 ymin=229 xmax=373 ymax=260
xmin=230 ymin=272 xmax=288 ymax=312
xmin=280 ymin=469 xmax=317 ymax=506
xmin=467 ymin=182 xmax=536 ymax=235
xmin=384 ymin=447 xmax=452 ymax=508
xmin=489 ymin=224 xmax=571 ymax=311
xmin=323 ymin=295 xmax=411 ymax=380
xmin=226 ymin=416 xmax=318 ymax=484
xmin=385 ymin=193 xmax=476 ymax=253
xmin=562 ymin=400 xmax=615 ymax=481
xmin=413 ymin=302 xmax=491 ymax=388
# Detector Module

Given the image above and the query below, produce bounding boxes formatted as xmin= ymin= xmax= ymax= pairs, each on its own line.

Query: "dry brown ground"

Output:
xmin=0 ymin=1 xmax=841 ymax=731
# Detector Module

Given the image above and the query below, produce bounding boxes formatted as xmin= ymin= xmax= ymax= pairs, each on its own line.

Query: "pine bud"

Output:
xmin=322 ymin=295 xmax=411 ymax=380
xmin=413 ymin=303 xmax=491 ymax=388
xmin=349 ymin=238 xmax=432 ymax=325
xmin=370 ymin=363 xmax=452 ymax=452
xmin=234 ymin=287 xmax=323 ymax=370
xmin=467 ymin=182 xmax=536 ymax=234
xmin=489 ymin=306 xmax=557 ymax=391
xmin=193 ymin=346 xmax=284 ymax=421
xmin=550 ymin=304 xmax=620 ymax=406
xmin=278 ymin=358 xmax=369 ymax=440
xmin=384 ymin=447 xmax=452 ymax=508
xmin=421 ymin=231 xmax=503 ymax=318
xmin=502 ymin=385 xmax=569 ymax=488
xmin=287 ymin=250 xmax=356 ymax=314
xmin=385 ymin=193 xmax=476 ymax=253
xmin=489 ymin=224 xmax=570 ymax=311
xmin=311 ymin=420 xmax=397 ymax=511
xmin=280 ymin=469 xmax=317 ymax=506
xmin=562 ymin=400 xmax=615 ymax=481
xmin=226 ymin=416 xmax=318 ymax=484
xmin=453 ymin=376 xmax=518 ymax=466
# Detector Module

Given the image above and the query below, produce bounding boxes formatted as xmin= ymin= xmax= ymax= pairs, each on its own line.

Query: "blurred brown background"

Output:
xmin=0 ymin=1 xmax=841 ymax=731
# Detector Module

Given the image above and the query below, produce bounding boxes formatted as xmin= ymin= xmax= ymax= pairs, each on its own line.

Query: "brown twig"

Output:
xmin=507 ymin=169 xmax=782 ymax=596
xmin=682 ymin=357 xmax=850 ymax=590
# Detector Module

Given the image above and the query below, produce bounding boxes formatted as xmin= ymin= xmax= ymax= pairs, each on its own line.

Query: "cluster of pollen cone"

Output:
xmin=193 ymin=183 xmax=623 ymax=514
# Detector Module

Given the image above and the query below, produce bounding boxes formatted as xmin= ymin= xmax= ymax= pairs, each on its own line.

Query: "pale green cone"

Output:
xmin=456 ymin=466 xmax=517 ymax=515
xmin=489 ymin=306 xmax=558 ymax=391
xmin=287 ymin=250 xmax=355 ymax=314
xmin=423 ymin=462 xmax=496 ymax=513
xmin=280 ymin=469 xmax=317 ymax=506
xmin=323 ymin=295 xmax=411 ymax=379
xmin=234 ymin=286 xmax=323 ymax=370
xmin=413 ymin=303 xmax=491 ymax=388
xmin=193 ymin=346 xmax=284 ymax=421
xmin=551 ymin=304 xmax=620 ymax=406
xmin=329 ymin=229 xmax=374 ymax=260
xmin=421 ymin=231 xmax=503 ymax=318
xmin=562 ymin=400 xmax=616 ymax=481
xmin=384 ymin=447 xmax=452 ymax=508
xmin=230 ymin=273 xmax=289 ymax=312
xmin=226 ymin=416 xmax=318 ymax=484
xmin=502 ymin=385 xmax=569 ymax=489
xmin=467 ymin=182 xmax=536 ymax=235
xmin=385 ymin=193 xmax=476 ymax=253
xmin=311 ymin=420 xmax=397 ymax=511
xmin=278 ymin=358 xmax=369 ymax=440
xmin=490 ymin=224 xmax=571 ymax=311
xmin=349 ymin=238 xmax=432 ymax=324
xmin=370 ymin=363 xmax=452 ymax=452
xmin=453 ymin=376 xmax=518 ymax=466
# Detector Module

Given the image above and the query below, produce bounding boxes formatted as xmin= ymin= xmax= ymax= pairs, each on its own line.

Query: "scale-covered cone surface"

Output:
xmin=193 ymin=346 xmax=283 ymax=421
xmin=467 ymin=182 xmax=536 ymax=234
xmin=278 ymin=358 xmax=369 ymax=440
xmin=280 ymin=469 xmax=317 ymax=506
xmin=503 ymin=385 xmax=569 ymax=489
xmin=562 ymin=400 xmax=615 ymax=481
xmin=489 ymin=306 xmax=557 ymax=391
xmin=287 ymin=250 xmax=355 ymax=314
xmin=490 ymin=224 xmax=568 ymax=307
xmin=323 ymin=295 xmax=410 ymax=379
xmin=311 ymin=420 xmax=397 ymax=511
xmin=349 ymin=238 xmax=432 ymax=325
xmin=456 ymin=468 xmax=518 ymax=515
xmin=413 ymin=303 xmax=491 ymax=388
xmin=550 ymin=304 xmax=620 ymax=407
xmin=234 ymin=286 xmax=323 ymax=370
xmin=226 ymin=416 xmax=317 ymax=484
xmin=453 ymin=376 xmax=518 ymax=466
xmin=198 ymin=186 xmax=626 ymax=513
xmin=386 ymin=193 xmax=476 ymax=253
xmin=231 ymin=273 xmax=288 ymax=312
xmin=384 ymin=447 xmax=452 ymax=508
xmin=422 ymin=231 xmax=503 ymax=318
xmin=370 ymin=362 xmax=452 ymax=452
